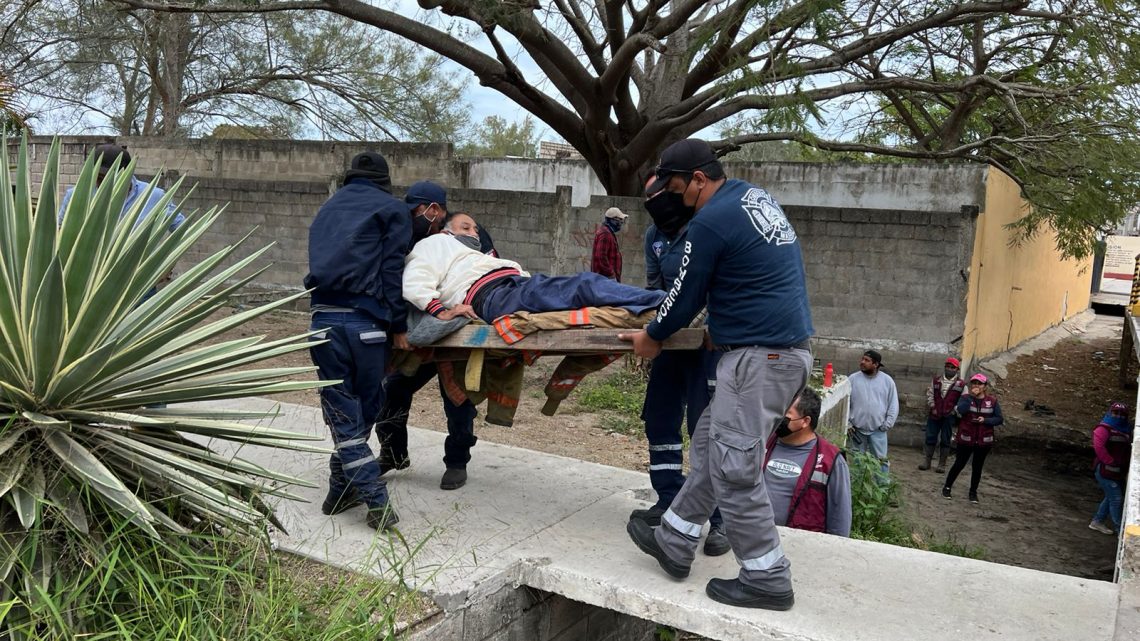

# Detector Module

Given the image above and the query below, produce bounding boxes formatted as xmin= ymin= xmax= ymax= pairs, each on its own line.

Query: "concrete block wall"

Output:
xmin=407 ymin=583 xmax=655 ymax=641
xmin=790 ymin=205 xmax=976 ymax=406
xmin=10 ymin=136 xmax=461 ymax=191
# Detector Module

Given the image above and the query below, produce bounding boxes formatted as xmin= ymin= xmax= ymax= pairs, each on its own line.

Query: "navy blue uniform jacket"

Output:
xmin=645 ymin=179 xmax=813 ymax=347
xmin=305 ymin=177 xmax=412 ymax=333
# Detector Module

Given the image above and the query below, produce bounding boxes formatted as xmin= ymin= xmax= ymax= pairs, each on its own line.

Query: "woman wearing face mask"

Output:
xmin=629 ymin=178 xmax=730 ymax=556
xmin=942 ymin=373 xmax=1004 ymax=503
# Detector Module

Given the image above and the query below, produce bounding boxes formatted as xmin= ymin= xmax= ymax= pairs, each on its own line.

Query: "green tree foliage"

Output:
xmin=457 ymin=115 xmax=539 ymax=157
xmin=2 ymin=0 xmax=470 ymax=140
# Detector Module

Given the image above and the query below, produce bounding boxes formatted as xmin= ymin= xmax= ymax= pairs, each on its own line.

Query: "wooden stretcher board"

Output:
xmin=428 ymin=326 xmax=705 ymax=352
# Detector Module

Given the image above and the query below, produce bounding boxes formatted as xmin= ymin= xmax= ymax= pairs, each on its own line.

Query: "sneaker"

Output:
xmin=365 ymin=505 xmax=400 ymax=531
xmin=626 ymin=518 xmax=690 ymax=579
xmin=1089 ymin=520 xmax=1115 ymax=535
xmin=321 ymin=487 xmax=363 ymax=516
xmin=941 ymin=486 xmax=952 ymax=499
xmin=968 ymin=492 xmax=979 ymax=504
xmin=440 ymin=468 xmax=468 ymax=490
xmin=629 ymin=505 xmax=666 ymax=527
xmin=705 ymin=577 xmax=794 ymax=611
xmin=703 ymin=525 xmax=731 ymax=557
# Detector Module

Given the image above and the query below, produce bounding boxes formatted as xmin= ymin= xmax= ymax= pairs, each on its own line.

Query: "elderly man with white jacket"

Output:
xmin=403 ymin=212 xmax=665 ymax=323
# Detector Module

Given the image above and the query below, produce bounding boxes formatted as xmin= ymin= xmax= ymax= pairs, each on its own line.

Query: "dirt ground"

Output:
xmin=217 ymin=308 xmax=1127 ymax=581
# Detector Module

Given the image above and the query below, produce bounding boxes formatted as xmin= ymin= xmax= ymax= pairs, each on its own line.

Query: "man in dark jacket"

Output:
xmin=305 ymin=151 xmax=410 ymax=531
xmin=375 ymin=181 xmax=492 ymax=492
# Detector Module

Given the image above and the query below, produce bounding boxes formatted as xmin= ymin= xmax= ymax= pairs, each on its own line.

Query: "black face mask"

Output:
xmin=774 ymin=416 xmax=793 ymax=438
xmin=644 ymin=191 xmax=694 ymax=236
xmin=411 ymin=212 xmax=438 ymax=244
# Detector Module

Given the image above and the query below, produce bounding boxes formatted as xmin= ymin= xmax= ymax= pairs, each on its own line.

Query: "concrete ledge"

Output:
xmin=199 ymin=398 xmax=1118 ymax=641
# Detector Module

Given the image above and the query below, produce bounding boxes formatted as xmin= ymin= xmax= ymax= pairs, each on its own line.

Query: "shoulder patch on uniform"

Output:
xmin=741 ymin=187 xmax=797 ymax=245
xmin=652 ymin=240 xmax=664 ymax=257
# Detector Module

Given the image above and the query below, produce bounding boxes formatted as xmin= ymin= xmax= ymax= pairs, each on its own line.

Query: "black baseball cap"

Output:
xmin=93 ymin=143 xmax=130 ymax=174
xmin=646 ymin=139 xmax=718 ymax=194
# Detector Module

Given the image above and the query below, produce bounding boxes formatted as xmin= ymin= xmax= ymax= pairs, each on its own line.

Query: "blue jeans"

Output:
xmin=1094 ymin=467 xmax=1124 ymax=529
xmin=924 ymin=416 xmax=954 ymax=448
xmin=478 ymin=273 xmax=666 ymax=322
xmin=309 ymin=311 xmax=391 ymax=508
xmin=642 ymin=348 xmax=722 ymax=528
xmin=848 ymin=429 xmax=890 ymax=477
xmin=375 ymin=364 xmax=478 ymax=469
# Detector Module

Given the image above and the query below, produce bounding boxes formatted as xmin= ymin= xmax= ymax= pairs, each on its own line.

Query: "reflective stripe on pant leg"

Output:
xmin=739 ymin=544 xmax=787 ymax=571
xmin=643 ymin=351 xmax=689 ymax=506
xmin=714 ymin=347 xmax=809 ymax=592
xmin=663 ymin=508 xmax=702 ymax=538
xmin=653 ymin=370 xmax=726 ymax=567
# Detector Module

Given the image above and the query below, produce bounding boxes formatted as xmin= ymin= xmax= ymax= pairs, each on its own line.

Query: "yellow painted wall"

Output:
xmin=961 ymin=168 xmax=1092 ymax=366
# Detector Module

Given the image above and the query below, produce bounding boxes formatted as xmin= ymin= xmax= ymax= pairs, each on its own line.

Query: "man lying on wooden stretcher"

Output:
xmin=402 ymin=212 xmax=665 ymax=323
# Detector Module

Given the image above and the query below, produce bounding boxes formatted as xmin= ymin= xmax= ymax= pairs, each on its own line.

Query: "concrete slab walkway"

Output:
xmin=205 ymin=398 xmax=1118 ymax=641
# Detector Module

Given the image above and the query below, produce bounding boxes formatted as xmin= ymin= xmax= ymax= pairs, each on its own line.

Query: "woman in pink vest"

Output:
xmin=941 ymin=373 xmax=1003 ymax=503
xmin=1089 ymin=402 xmax=1132 ymax=535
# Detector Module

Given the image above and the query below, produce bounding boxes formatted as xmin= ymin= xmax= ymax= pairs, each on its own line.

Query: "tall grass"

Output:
xmin=1 ymin=519 xmax=429 ymax=640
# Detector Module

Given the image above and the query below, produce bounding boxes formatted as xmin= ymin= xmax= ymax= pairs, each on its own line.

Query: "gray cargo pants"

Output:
xmin=654 ymin=345 xmax=811 ymax=592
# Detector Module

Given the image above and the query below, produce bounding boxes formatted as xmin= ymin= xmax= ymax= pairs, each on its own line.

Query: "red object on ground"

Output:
xmin=823 ymin=363 xmax=833 ymax=388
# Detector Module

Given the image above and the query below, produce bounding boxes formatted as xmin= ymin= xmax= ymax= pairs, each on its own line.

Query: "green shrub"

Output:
xmin=848 ymin=452 xmax=986 ymax=558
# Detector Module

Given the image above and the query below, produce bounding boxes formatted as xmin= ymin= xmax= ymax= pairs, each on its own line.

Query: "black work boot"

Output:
xmin=377 ymin=450 xmax=410 ymax=477
xmin=703 ymin=525 xmax=731 ymax=557
xmin=629 ymin=505 xmax=666 ymax=527
xmin=366 ymin=504 xmax=400 ymax=531
xmin=918 ymin=444 xmax=934 ymax=471
xmin=941 ymin=486 xmax=952 ymax=499
xmin=705 ymin=578 xmax=794 ymax=611
xmin=935 ymin=447 xmax=950 ymax=473
xmin=321 ymin=487 xmax=363 ymax=516
xmin=626 ymin=518 xmax=690 ymax=579
xmin=440 ymin=468 xmax=468 ymax=490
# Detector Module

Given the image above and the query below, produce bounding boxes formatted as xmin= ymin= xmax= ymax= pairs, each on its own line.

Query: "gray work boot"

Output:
xmin=935 ymin=447 xmax=950 ymax=473
xmin=917 ymin=444 xmax=934 ymax=471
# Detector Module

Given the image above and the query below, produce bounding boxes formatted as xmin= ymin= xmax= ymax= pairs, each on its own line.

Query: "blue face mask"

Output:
xmin=605 ymin=217 xmax=624 ymax=233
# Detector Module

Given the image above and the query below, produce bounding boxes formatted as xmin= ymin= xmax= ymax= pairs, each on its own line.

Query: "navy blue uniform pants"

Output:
xmin=376 ymin=364 xmax=478 ymax=470
xmin=309 ymin=310 xmax=390 ymax=508
xmin=643 ymin=348 xmax=723 ymax=528
xmin=478 ymin=273 xmax=665 ymax=322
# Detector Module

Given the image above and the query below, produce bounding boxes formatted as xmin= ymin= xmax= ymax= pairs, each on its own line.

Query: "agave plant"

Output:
xmin=0 ymin=135 xmax=327 ymax=634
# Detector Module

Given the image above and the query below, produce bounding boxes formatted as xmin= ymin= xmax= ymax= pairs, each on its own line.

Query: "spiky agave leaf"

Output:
xmin=0 ymin=134 xmax=329 ymax=590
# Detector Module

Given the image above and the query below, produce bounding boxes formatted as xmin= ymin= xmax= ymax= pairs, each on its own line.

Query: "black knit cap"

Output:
xmin=863 ymin=349 xmax=883 ymax=366
xmin=344 ymin=151 xmax=391 ymax=188
xmin=93 ymin=143 xmax=130 ymax=174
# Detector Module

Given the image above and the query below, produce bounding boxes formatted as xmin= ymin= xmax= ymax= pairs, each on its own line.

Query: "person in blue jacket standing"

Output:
xmin=629 ymin=178 xmax=727 ymax=557
xmin=305 ymin=151 xmax=410 ymax=532
xmin=622 ymin=139 xmax=813 ymax=611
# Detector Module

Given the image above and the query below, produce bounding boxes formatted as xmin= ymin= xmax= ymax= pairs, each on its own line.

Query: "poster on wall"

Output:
xmin=1099 ymin=235 xmax=1140 ymax=295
